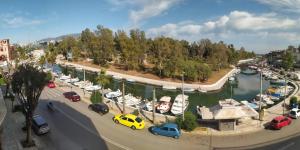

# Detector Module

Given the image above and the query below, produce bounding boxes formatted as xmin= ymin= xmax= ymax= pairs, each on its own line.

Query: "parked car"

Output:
xmin=32 ymin=115 xmax=50 ymax=135
xmin=47 ymin=81 xmax=56 ymax=88
xmin=88 ymin=103 xmax=109 ymax=115
xmin=150 ymin=123 xmax=181 ymax=139
xmin=63 ymin=91 xmax=80 ymax=102
xmin=289 ymin=108 xmax=300 ymax=119
xmin=269 ymin=116 xmax=292 ymax=129
xmin=113 ymin=114 xmax=145 ymax=130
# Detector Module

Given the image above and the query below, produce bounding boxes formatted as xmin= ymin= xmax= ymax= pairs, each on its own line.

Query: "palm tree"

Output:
xmin=96 ymin=69 xmax=110 ymax=101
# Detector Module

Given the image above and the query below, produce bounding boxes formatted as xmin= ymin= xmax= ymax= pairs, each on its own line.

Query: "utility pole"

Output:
xmin=83 ymin=69 xmax=86 ymax=81
xmin=152 ymin=88 xmax=156 ymax=124
xmin=122 ymin=80 xmax=125 ymax=114
xmin=259 ymin=66 xmax=263 ymax=121
xmin=182 ymin=72 xmax=185 ymax=121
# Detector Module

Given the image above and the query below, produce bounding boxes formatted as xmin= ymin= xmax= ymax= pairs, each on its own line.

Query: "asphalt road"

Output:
xmin=38 ymin=87 xmax=208 ymax=150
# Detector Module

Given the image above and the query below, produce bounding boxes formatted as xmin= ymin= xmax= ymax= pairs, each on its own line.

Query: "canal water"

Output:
xmin=53 ymin=65 xmax=270 ymax=112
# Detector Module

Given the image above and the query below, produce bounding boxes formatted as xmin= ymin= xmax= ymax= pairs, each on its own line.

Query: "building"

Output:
xmin=0 ymin=39 xmax=14 ymax=62
xmin=30 ymin=49 xmax=45 ymax=61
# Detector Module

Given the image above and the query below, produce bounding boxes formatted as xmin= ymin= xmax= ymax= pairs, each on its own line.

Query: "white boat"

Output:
xmin=156 ymin=96 xmax=172 ymax=114
xmin=75 ymin=67 xmax=83 ymax=71
xmin=183 ymin=88 xmax=195 ymax=92
xmin=143 ymin=101 xmax=157 ymax=112
xmin=241 ymin=100 xmax=259 ymax=110
xmin=228 ymin=76 xmax=235 ymax=81
xmin=236 ymin=68 xmax=241 ymax=74
xmin=79 ymin=81 xmax=93 ymax=89
xmin=59 ymin=74 xmax=71 ymax=80
xmin=65 ymin=77 xmax=79 ymax=83
xmin=126 ymin=78 xmax=136 ymax=83
xmin=162 ymin=85 xmax=177 ymax=90
xmin=105 ymin=89 xmax=122 ymax=99
xmin=171 ymin=94 xmax=189 ymax=115
xmin=256 ymin=94 xmax=274 ymax=105
xmin=117 ymin=94 xmax=142 ymax=107
xmin=43 ymin=68 xmax=51 ymax=72
xmin=84 ymin=85 xmax=101 ymax=91
xmin=112 ymin=75 xmax=122 ymax=80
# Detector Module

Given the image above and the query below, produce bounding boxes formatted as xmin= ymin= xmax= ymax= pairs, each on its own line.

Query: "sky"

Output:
xmin=1 ymin=0 xmax=300 ymax=54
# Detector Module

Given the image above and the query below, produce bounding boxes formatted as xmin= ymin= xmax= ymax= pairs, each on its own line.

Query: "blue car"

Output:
xmin=150 ymin=123 xmax=181 ymax=139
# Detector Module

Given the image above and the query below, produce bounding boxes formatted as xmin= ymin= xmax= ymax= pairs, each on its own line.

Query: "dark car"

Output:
xmin=63 ymin=91 xmax=80 ymax=102
xmin=88 ymin=103 xmax=109 ymax=115
xmin=32 ymin=115 xmax=50 ymax=135
xmin=151 ymin=123 xmax=181 ymax=138
xmin=269 ymin=116 xmax=292 ymax=130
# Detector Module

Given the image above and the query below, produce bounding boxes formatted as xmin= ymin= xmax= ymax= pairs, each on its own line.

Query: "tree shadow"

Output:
xmin=35 ymin=99 xmax=109 ymax=150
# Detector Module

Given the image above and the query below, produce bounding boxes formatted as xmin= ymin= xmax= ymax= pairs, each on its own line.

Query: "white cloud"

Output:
xmin=108 ymin=0 xmax=182 ymax=26
xmin=256 ymin=0 xmax=300 ymax=13
xmin=0 ymin=13 xmax=43 ymax=28
xmin=146 ymin=10 xmax=300 ymax=52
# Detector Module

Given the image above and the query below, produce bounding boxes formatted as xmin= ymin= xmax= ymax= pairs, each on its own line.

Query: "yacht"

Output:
xmin=162 ymin=85 xmax=177 ymax=90
xmin=112 ymin=75 xmax=122 ymax=80
xmin=255 ymin=94 xmax=274 ymax=105
xmin=65 ymin=77 xmax=80 ymax=83
xmin=171 ymin=94 xmax=189 ymax=115
xmin=156 ymin=96 xmax=172 ymax=114
xmin=79 ymin=81 xmax=93 ymax=89
xmin=117 ymin=94 xmax=142 ymax=107
xmin=126 ymin=78 xmax=136 ymax=83
xmin=59 ymin=74 xmax=71 ymax=80
xmin=84 ymin=85 xmax=101 ymax=91
xmin=105 ymin=89 xmax=122 ymax=99
xmin=183 ymin=88 xmax=195 ymax=92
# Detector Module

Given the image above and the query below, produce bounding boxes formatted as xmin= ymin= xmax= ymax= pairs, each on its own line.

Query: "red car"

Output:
xmin=270 ymin=116 xmax=292 ymax=130
xmin=63 ymin=91 xmax=81 ymax=102
xmin=47 ymin=81 xmax=56 ymax=88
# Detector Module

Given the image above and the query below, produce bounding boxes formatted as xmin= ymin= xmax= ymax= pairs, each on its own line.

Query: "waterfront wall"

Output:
xmin=57 ymin=60 xmax=238 ymax=92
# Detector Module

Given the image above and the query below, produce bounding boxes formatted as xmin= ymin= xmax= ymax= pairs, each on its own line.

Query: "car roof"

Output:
xmin=274 ymin=116 xmax=286 ymax=121
xmin=162 ymin=123 xmax=178 ymax=128
xmin=125 ymin=114 xmax=138 ymax=119
xmin=33 ymin=115 xmax=47 ymax=125
xmin=291 ymin=108 xmax=299 ymax=111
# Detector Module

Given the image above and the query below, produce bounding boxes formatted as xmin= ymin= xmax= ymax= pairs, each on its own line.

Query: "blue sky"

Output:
xmin=1 ymin=0 xmax=300 ymax=53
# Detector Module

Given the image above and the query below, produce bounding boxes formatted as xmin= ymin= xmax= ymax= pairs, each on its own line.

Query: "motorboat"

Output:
xmin=256 ymin=94 xmax=274 ymax=105
xmin=59 ymin=74 xmax=71 ymax=80
xmin=126 ymin=78 xmax=136 ymax=83
xmin=228 ymin=76 xmax=235 ymax=81
xmin=117 ymin=94 xmax=142 ymax=107
xmin=270 ymin=79 xmax=286 ymax=86
xmin=105 ymin=89 xmax=122 ymax=99
xmin=143 ymin=100 xmax=157 ymax=112
xmin=171 ymin=94 xmax=189 ymax=115
xmin=79 ymin=81 xmax=93 ymax=89
xmin=156 ymin=96 xmax=172 ymax=114
xmin=183 ymin=87 xmax=195 ymax=92
xmin=162 ymin=85 xmax=177 ymax=90
xmin=84 ymin=85 xmax=101 ymax=91
xmin=65 ymin=77 xmax=79 ymax=83
xmin=112 ymin=75 xmax=122 ymax=80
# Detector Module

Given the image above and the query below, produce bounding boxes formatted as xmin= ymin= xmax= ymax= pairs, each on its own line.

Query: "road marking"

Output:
xmin=53 ymin=102 xmax=132 ymax=150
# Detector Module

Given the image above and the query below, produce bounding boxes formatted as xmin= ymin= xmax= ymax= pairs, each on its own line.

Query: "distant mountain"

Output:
xmin=37 ymin=33 xmax=80 ymax=43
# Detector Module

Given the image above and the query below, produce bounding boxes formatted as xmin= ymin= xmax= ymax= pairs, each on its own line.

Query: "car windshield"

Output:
xmin=271 ymin=119 xmax=279 ymax=123
xmin=290 ymin=111 xmax=296 ymax=115
xmin=135 ymin=117 xmax=142 ymax=123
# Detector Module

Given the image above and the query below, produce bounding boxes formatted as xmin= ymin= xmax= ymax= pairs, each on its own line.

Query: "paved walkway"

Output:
xmin=56 ymin=59 xmax=237 ymax=91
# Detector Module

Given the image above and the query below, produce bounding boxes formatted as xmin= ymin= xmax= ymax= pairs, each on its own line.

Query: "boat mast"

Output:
xmin=182 ymin=72 xmax=185 ymax=121
xmin=259 ymin=62 xmax=263 ymax=120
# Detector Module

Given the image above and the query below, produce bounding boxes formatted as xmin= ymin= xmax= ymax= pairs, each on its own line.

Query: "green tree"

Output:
xmin=96 ymin=69 xmax=111 ymax=100
xmin=282 ymin=51 xmax=294 ymax=71
xmin=90 ymin=90 xmax=102 ymax=104
xmin=175 ymin=111 xmax=198 ymax=131
xmin=11 ymin=64 xmax=49 ymax=147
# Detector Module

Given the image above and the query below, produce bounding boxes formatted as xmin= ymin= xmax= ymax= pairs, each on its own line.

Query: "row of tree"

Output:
xmin=48 ymin=25 xmax=255 ymax=82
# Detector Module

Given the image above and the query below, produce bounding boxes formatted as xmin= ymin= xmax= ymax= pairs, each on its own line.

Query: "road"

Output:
xmin=37 ymin=86 xmax=300 ymax=150
xmin=38 ymin=87 xmax=208 ymax=150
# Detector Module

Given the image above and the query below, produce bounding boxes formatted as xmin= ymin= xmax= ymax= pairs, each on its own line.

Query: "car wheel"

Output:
xmin=131 ymin=126 xmax=136 ymax=130
xmin=88 ymin=106 xmax=92 ymax=110
xmin=114 ymin=119 xmax=119 ymax=124
xmin=174 ymin=135 xmax=179 ymax=139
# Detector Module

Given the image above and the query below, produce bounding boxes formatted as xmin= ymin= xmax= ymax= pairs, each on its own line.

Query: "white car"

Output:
xmin=289 ymin=108 xmax=300 ymax=119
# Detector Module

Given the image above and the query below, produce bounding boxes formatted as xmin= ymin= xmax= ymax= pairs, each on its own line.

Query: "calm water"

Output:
xmin=53 ymin=65 xmax=270 ymax=112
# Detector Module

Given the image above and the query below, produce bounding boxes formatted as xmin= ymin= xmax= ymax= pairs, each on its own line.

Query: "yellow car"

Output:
xmin=113 ymin=114 xmax=145 ymax=130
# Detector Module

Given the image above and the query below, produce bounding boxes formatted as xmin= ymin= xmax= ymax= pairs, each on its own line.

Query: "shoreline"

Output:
xmin=56 ymin=59 xmax=238 ymax=92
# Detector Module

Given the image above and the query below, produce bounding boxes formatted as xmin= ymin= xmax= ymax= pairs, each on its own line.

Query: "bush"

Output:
xmin=132 ymin=109 xmax=139 ymax=116
xmin=175 ymin=111 xmax=198 ymax=131
xmin=290 ymin=96 xmax=298 ymax=104
xmin=90 ymin=91 xmax=102 ymax=104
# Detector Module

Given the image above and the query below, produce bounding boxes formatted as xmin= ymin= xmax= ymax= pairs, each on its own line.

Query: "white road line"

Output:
xmin=51 ymin=100 xmax=132 ymax=150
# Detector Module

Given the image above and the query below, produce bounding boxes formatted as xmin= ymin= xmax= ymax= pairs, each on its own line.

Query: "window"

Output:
xmin=135 ymin=117 xmax=142 ymax=123
xmin=121 ymin=117 xmax=127 ymax=120
xmin=162 ymin=127 xmax=169 ymax=131
xmin=170 ymin=128 xmax=176 ymax=132
xmin=128 ymin=118 xmax=134 ymax=123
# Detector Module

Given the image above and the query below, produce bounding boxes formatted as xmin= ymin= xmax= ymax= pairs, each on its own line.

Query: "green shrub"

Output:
xmin=132 ymin=109 xmax=139 ymax=116
xmin=290 ymin=96 xmax=298 ymax=104
xmin=175 ymin=111 xmax=198 ymax=131
xmin=90 ymin=91 xmax=102 ymax=104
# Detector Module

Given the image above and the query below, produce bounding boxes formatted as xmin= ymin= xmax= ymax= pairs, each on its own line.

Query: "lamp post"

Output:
xmin=283 ymin=74 xmax=287 ymax=115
